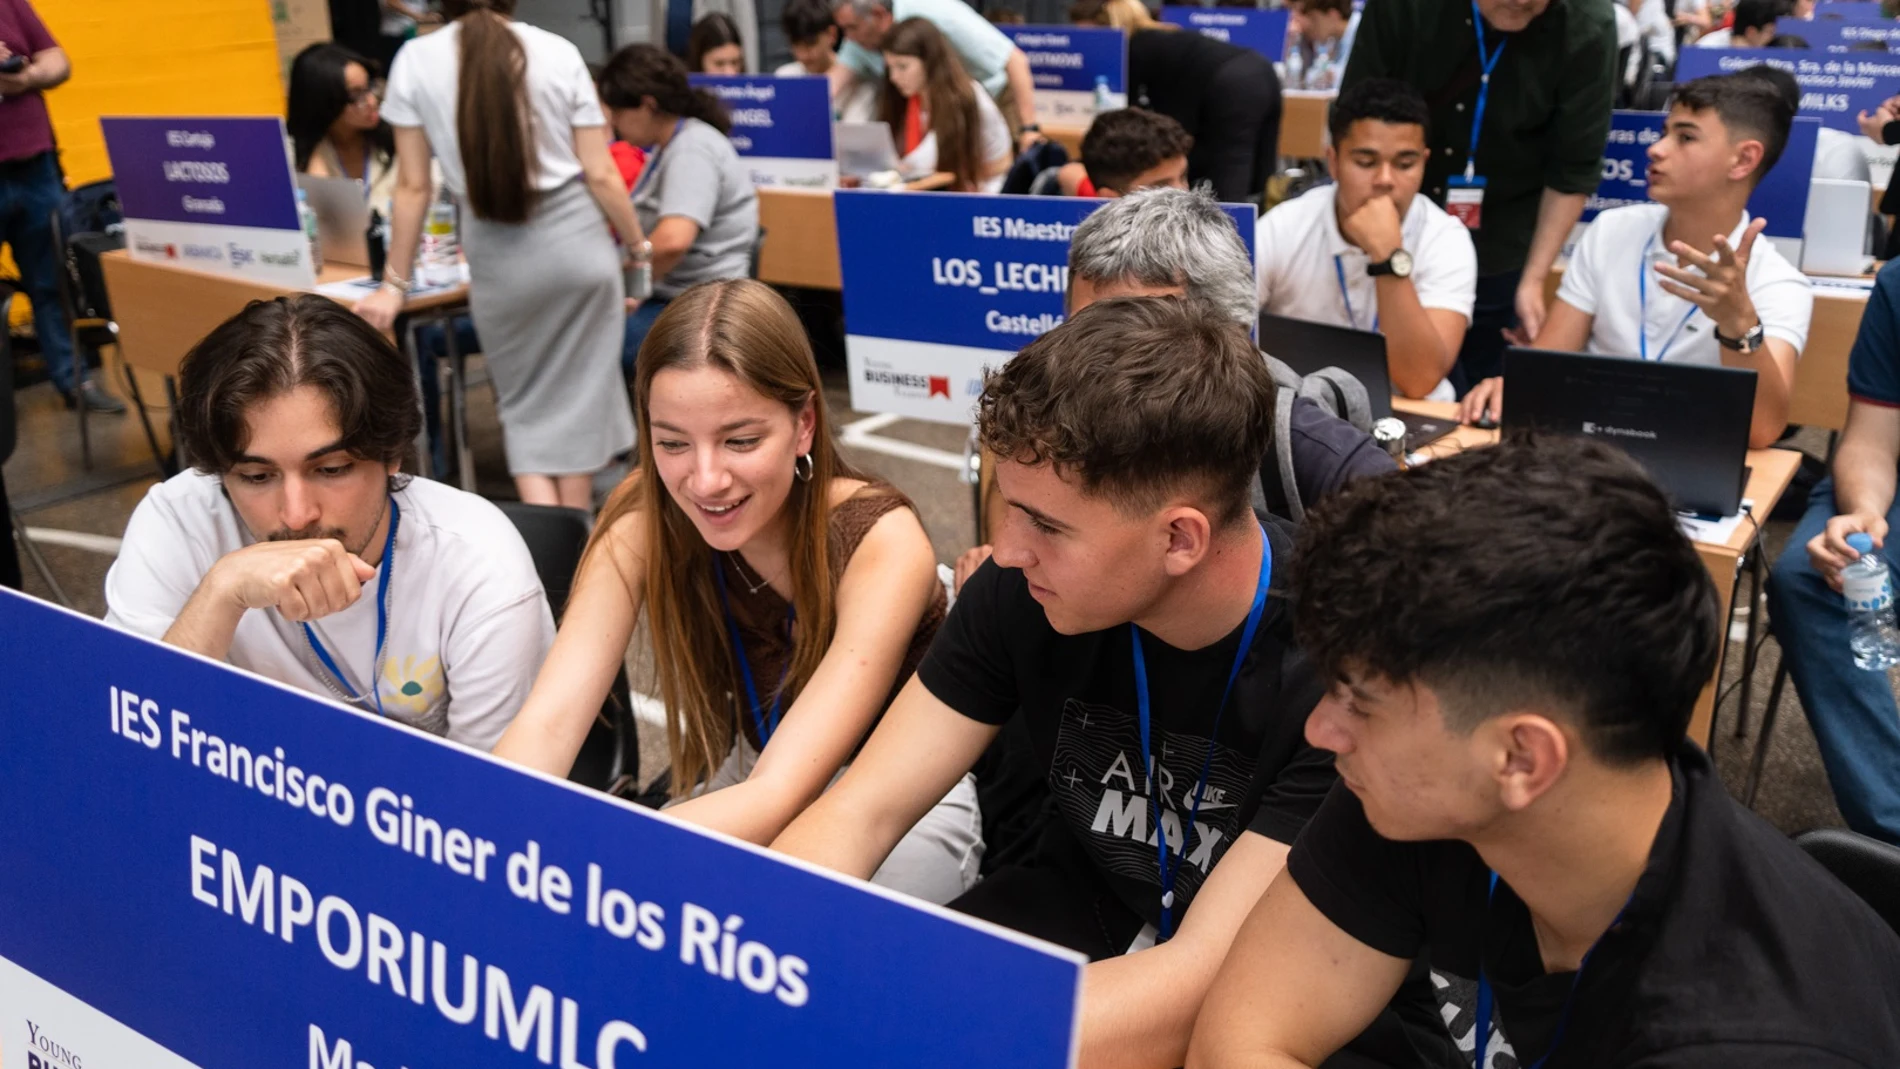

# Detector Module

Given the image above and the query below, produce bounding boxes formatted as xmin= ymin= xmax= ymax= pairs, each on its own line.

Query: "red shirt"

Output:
xmin=903 ymin=95 xmax=927 ymax=156
xmin=610 ymin=140 xmax=646 ymax=190
xmin=1076 ymin=174 xmax=1098 ymax=197
xmin=0 ymin=0 xmax=56 ymax=163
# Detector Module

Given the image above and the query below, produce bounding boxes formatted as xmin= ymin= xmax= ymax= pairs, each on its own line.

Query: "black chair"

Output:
xmin=50 ymin=178 xmax=172 ymax=477
xmin=493 ymin=500 xmax=641 ymax=795
xmin=747 ymin=225 xmax=769 ymax=281
xmin=1 ymin=315 xmax=67 ymax=604
xmin=1796 ymin=827 xmax=1900 ymax=936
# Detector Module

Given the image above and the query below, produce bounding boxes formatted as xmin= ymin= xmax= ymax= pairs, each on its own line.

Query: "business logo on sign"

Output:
xmin=863 ymin=360 xmax=951 ymax=400
xmin=182 ymin=243 xmax=223 ymax=263
xmin=226 ymin=243 xmax=255 ymax=267
xmin=135 ymin=236 xmax=179 ymax=260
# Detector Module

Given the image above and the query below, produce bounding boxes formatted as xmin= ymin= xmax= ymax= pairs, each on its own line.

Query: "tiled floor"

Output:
xmin=3 ymin=351 xmax=1852 ymax=839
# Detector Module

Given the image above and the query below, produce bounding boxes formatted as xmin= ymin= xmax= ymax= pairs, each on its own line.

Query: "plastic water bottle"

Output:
xmin=295 ymin=187 xmax=323 ymax=273
xmin=417 ymin=188 xmax=459 ymax=289
xmin=1093 ymin=74 xmax=1113 ymax=114
xmin=1283 ymin=46 xmax=1305 ymax=91
xmin=1843 ymin=533 xmax=1900 ymax=671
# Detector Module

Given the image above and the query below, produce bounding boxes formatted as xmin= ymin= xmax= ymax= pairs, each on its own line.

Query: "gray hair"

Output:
xmin=1067 ymin=187 xmax=1257 ymax=327
xmin=834 ymin=0 xmax=891 ymax=14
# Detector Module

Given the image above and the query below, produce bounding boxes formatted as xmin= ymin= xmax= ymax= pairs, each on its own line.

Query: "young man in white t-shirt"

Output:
xmin=1460 ymin=72 xmax=1812 ymax=449
xmin=105 ymin=296 xmax=554 ymax=751
xmin=1256 ymin=78 xmax=1477 ymax=401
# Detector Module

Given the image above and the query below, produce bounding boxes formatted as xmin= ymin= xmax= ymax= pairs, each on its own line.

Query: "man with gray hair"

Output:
xmin=957 ymin=188 xmax=1391 ymax=591
xmin=829 ymin=0 xmax=1042 ymax=152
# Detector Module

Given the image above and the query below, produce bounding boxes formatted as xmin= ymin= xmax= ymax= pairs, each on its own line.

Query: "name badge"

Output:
xmin=1446 ymin=175 xmax=1486 ymax=231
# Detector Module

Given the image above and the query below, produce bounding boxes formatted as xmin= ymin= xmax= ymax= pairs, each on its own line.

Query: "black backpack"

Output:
xmin=1255 ymin=352 xmax=1374 ymax=523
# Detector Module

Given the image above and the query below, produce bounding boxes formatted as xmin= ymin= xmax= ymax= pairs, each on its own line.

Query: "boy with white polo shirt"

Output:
xmin=1461 ymin=72 xmax=1812 ymax=449
xmin=105 ymin=295 xmax=554 ymax=752
xmin=1256 ymin=78 xmax=1476 ymax=401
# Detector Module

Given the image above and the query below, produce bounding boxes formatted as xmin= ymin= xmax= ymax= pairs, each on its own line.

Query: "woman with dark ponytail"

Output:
xmin=598 ymin=45 xmax=759 ymax=369
xmin=356 ymin=0 xmax=647 ymax=511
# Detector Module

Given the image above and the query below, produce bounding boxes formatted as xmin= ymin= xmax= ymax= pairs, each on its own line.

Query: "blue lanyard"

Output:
xmin=1466 ymin=0 xmax=1508 ymax=181
xmin=1473 ymin=870 xmax=1630 ymax=1069
xmin=712 ymin=555 xmax=795 ymax=747
xmin=1128 ymin=521 xmax=1272 ymax=941
xmin=302 ymin=496 xmax=399 ymax=718
xmin=630 ymin=119 xmax=686 ymax=199
xmin=1635 ymin=233 xmax=1699 ymax=363
xmin=1333 ymin=254 xmax=1380 ymax=333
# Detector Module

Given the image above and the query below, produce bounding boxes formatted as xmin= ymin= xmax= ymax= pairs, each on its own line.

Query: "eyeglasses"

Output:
xmin=346 ymin=81 xmax=385 ymax=106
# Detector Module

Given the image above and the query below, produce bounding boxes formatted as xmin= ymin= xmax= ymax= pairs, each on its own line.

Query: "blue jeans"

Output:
xmin=622 ymin=298 xmax=669 ymax=379
xmin=412 ymin=315 xmax=481 ymax=476
xmin=0 ymin=152 xmax=77 ymax=393
xmin=1766 ymin=476 xmax=1900 ymax=844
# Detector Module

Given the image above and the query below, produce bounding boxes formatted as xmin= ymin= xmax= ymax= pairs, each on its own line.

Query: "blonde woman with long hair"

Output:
xmin=493 ymin=279 xmax=981 ymax=902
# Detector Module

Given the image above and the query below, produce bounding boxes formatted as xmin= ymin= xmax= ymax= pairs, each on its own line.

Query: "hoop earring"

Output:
xmin=794 ymin=452 xmax=815 ymax=483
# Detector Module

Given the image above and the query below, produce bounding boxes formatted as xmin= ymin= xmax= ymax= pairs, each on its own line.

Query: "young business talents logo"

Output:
xmin=23 ymin=1018 xmax=86 ymax=1069
xmin=862 ymin=359 xmax=951 ymax=400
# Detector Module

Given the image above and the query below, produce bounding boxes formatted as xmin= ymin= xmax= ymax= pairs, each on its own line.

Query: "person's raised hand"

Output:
xmin=207 ymin=540 xmax=377 ymax=623
xmin=1338 ymin=194 xmax=1405 ymax=263
xmin=953 ymin=544 xmax=994 ymax=596
xmin=1809 ymin=512 xmax=1891 ymax=592
xmin=1459 ymin=376 xmax=1505 ymax=427
xmin=1655 ymin=216 xmax=1766 ymax=340
xmin=353 ymin=285 xmax=404 ymax=333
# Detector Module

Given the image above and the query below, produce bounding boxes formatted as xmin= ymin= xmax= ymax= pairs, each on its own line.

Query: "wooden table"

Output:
xmin=100 ymin=250 xmax=471 ymax=479
xmin=101 ymin=251 xmax=468 ymax=379
xmin=1394 ymin=398 xmax=1803 ymax=746
xmin=1044 ymin=91 xmax=1332 ymax=163
xmin=754 ymin=173 xmax=955 ymax=291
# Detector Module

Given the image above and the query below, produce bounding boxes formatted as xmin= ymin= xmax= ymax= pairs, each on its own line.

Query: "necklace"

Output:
xmin=725 ymin=550 xmax=783 ymax=595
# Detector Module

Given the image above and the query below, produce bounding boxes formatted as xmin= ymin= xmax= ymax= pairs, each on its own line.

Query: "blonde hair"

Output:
xmin=1070 ymin=0 xmax=1172 ymax=32
xmin=586 ymin=280 xmax=873 ymax=796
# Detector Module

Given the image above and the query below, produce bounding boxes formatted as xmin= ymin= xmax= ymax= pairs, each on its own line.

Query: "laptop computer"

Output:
xmin=1502 ymin=347 xmax=1756 ymax=517
xmin=1255 ymin=312 xmax=1456 ymax=451
xmin=296 ymin=173 xmax=372 ymax=269
xmin=834 ymin=121 xmax=915 ymax=180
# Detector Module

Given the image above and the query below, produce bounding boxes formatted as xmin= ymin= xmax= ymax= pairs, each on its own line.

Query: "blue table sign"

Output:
xmin=0 ymin=589 xmax=1084 ymax=1069
xmin=1675 ymin=47 xmax=1900 ymax=132
xmin=1776 ymin=16 xmax=1900 ymax=52
xmin=1160 ymin=6 xmax=1291 ymax=63
xmin=688 ymin=74 xmax=839 ymax=188
xmin=835 ymin=190 xmax=1256 ymax=423
xmin=101 ymin=116 xmax=315 ymax=288
xmin=1002 ymin=26 xmax=1128 ymax=122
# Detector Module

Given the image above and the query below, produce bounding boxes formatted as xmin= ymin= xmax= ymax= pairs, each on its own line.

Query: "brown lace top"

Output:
xmin=722 ymin=484 xmax=947 ymax=749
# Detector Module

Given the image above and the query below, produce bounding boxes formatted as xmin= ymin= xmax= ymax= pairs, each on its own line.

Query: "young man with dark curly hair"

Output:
xmin=104 ymin=295 xmax=553 ymax=751
xmin=1188 ymin=435 xmax=1900 ymax=1068
xmin=774 ymin=296 xmax=1455 ymax=1069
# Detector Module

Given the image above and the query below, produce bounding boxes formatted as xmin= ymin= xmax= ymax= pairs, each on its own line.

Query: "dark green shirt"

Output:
xmin=1341 ymin=0 xmax=1617 ymax=276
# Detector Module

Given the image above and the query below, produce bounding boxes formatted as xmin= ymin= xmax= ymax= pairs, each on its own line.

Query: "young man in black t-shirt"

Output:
xmin=1187 ymin=436 xmax=1900 ymax=1069
xmin=774 ymin=297 xmax=1452 ymax=1069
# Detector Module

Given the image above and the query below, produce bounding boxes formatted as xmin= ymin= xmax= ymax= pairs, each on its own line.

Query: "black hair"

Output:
xmin=1733 ymin=0 xmax=1796 ymax=35
xmin=1293 ymin=434 xmax=1720 ymax=766
xmin=1080 ymin=108 xmax=1192 ymax=193
xmin=1670 ymin=71 xmax=1796 ymax=181
xmin=1327 ymin=76 xmax=1430 ymax=144
xmin=1769 ymin=32 xmax=1810 ymax=47
xmin=599 ymin=43 xmax=734 ymax=136
xmin=1730 ymin=62 xmax=1800 ymax=114
xmin=285 ymin=43 xmax=395 ymax=174
xmin=177 ymin=295 xmax=422 ymax=475
xmin=782 ymin=0 xmax=839 ymax=45
xmin=686 ymin=12 xmax=745 ymax=71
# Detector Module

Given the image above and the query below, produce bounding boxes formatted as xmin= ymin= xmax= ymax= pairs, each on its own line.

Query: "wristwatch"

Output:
xmin=1715 ymin=321 xmax=1766 ymax=354
xmin=1021 ymin=123 xmax=1042 ymax=133
xmin=1368 ymin=249 xmax=1414 ymax=279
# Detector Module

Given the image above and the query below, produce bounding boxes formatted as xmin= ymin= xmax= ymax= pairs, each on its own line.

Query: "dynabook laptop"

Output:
xmin=1502 ymin=347 xmax=1756 ymax=517
xmin=1255 ymin=313 xmax=1456 ymax=451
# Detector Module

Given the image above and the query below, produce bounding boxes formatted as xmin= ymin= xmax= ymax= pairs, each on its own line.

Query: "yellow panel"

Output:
xmin=38 ymin=0 xmax=287 ymax=188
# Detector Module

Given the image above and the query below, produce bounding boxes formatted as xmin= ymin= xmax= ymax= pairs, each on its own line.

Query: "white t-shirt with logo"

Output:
xmin=1256 ymin=183 xmax=1477 ymax=401
xmin=1557 ymin=202 xmax=1812 ymax=368
xmin=104 ymin=472 xmax=555 ymax=751
xmin=382 ymin=20 xmax=605 ymax=197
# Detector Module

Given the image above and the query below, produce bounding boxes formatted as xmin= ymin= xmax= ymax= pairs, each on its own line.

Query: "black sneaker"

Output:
xmin=63 ymin=377 xmax=127 ymax=414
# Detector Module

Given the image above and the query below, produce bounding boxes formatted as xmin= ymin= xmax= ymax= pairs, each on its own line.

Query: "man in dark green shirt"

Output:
xmin=1341 ymin=0 xmax=1616 ymax=393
